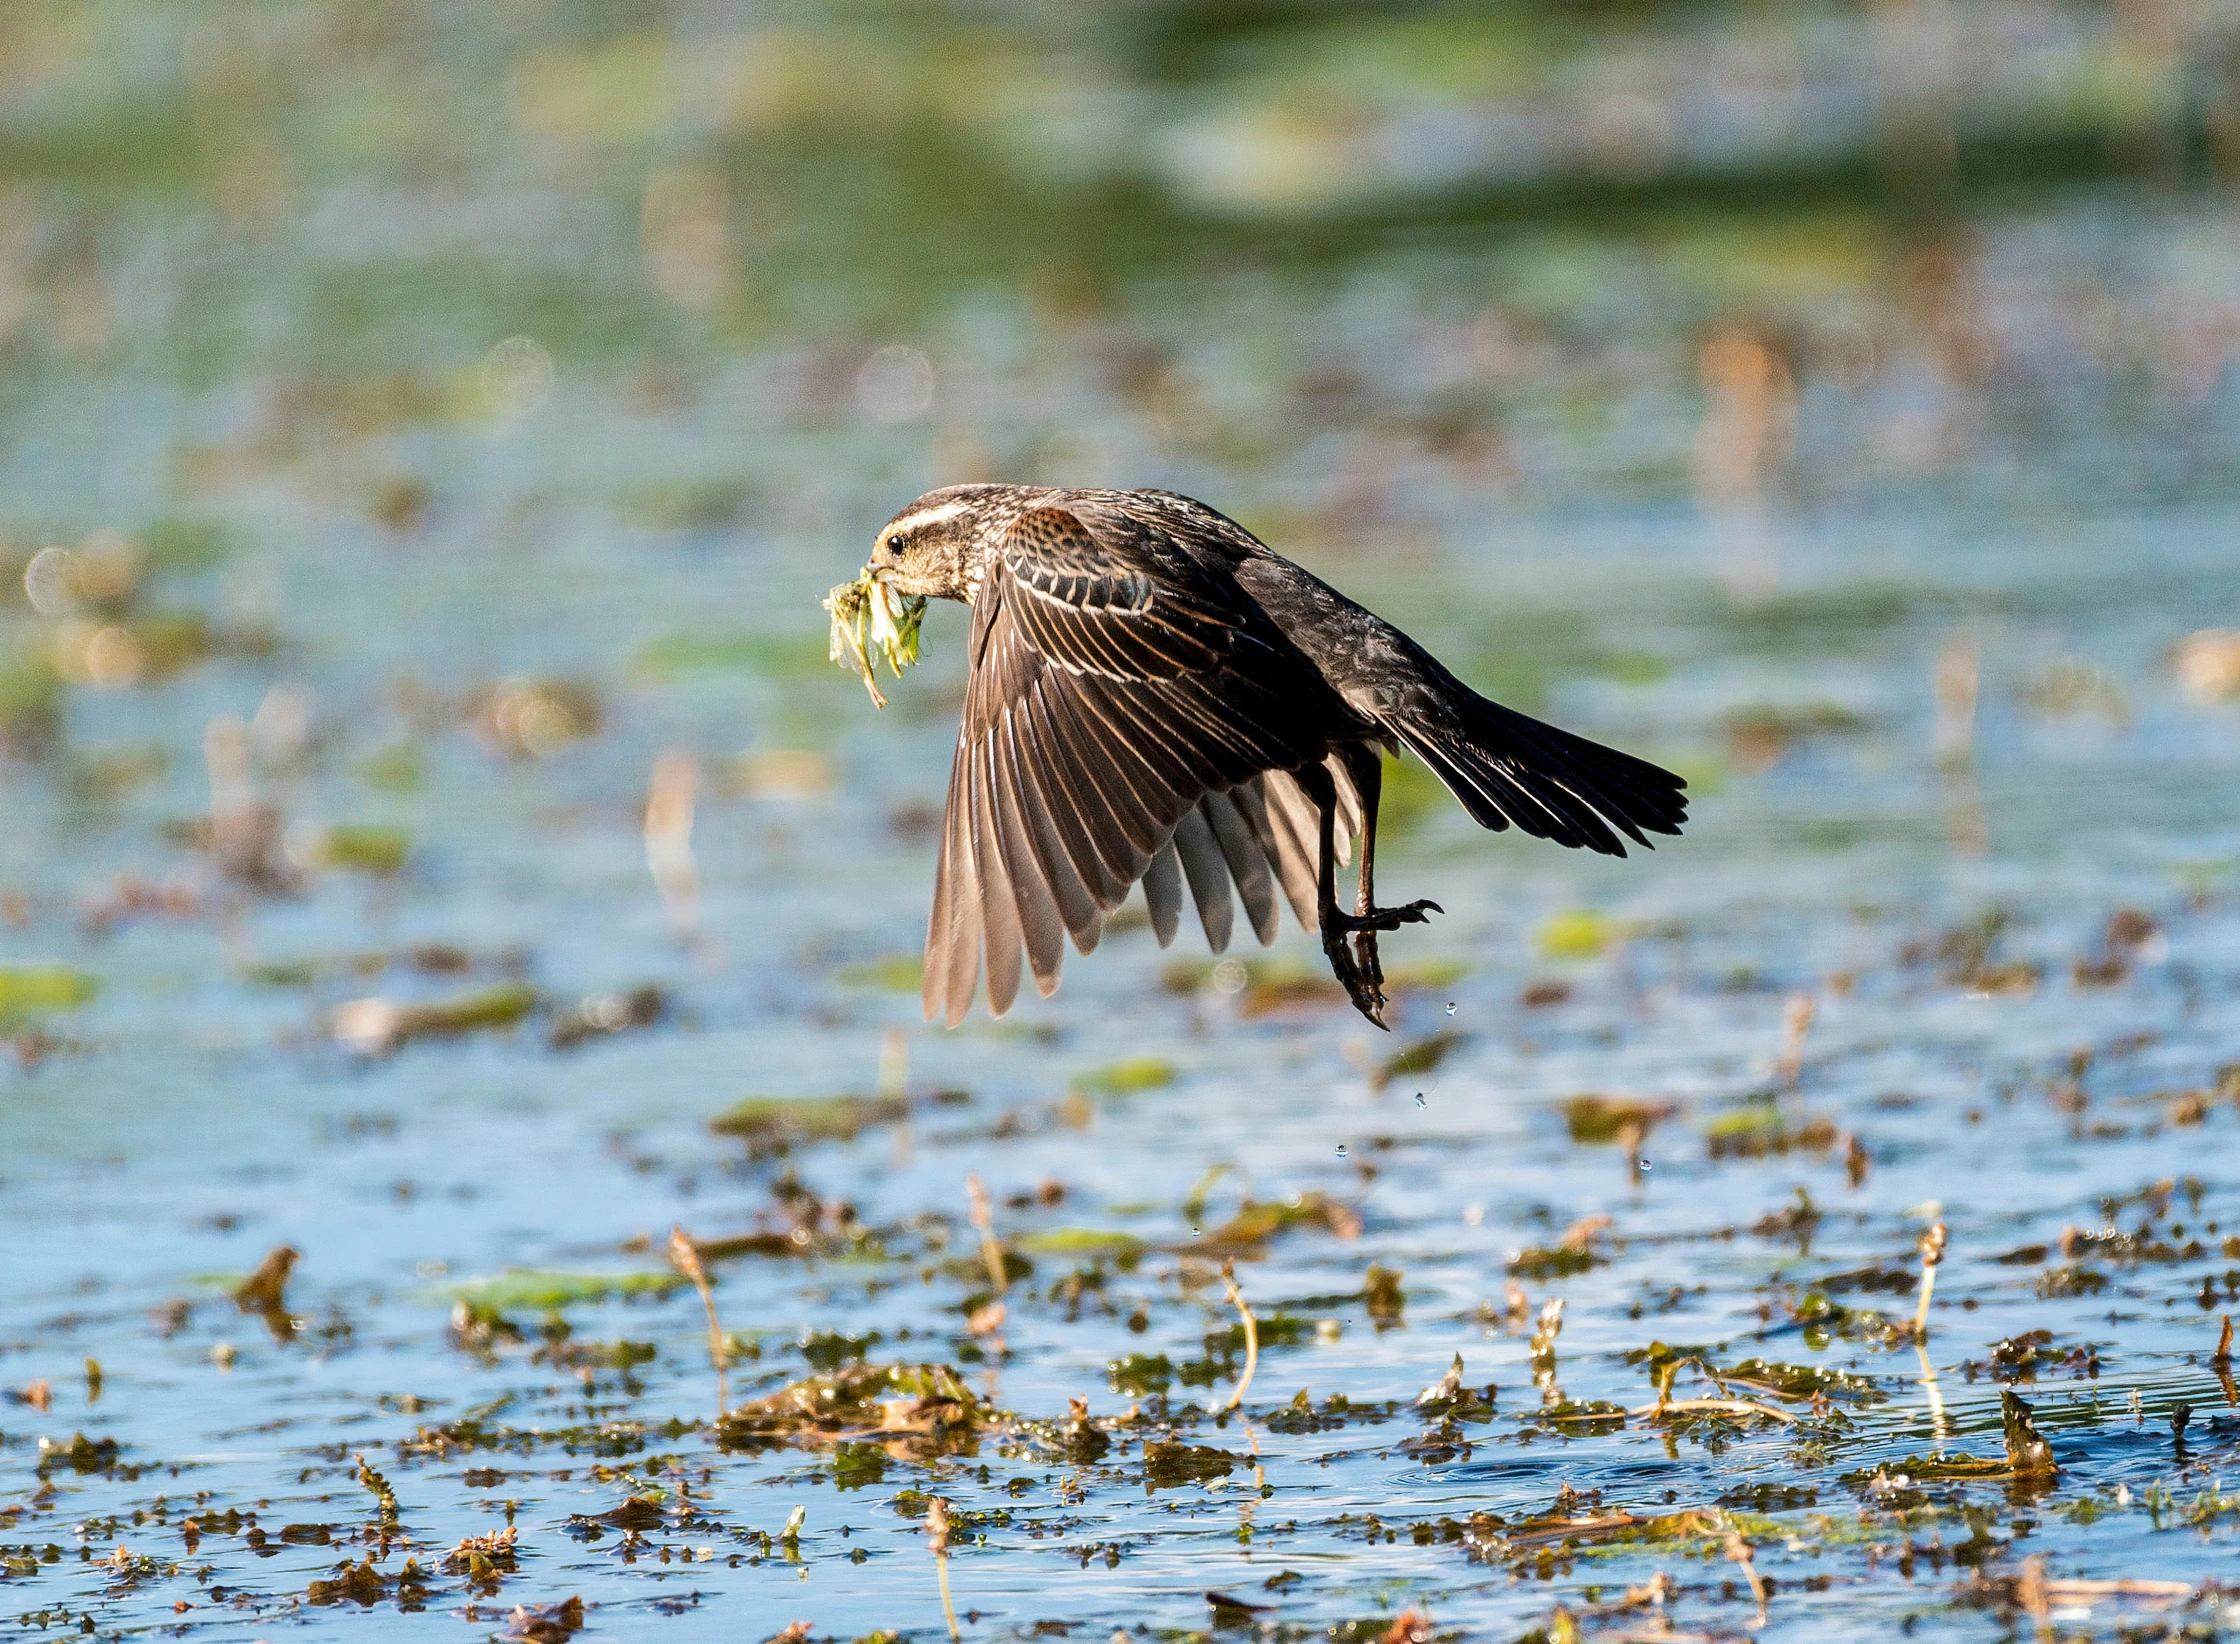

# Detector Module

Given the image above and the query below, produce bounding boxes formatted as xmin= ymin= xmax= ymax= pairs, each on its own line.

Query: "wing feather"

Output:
xmin=1247 ymin=771 xmax=1323 ymax=932
xmin=927 ymin=735 xmax=985 ymax=1027
xmin=923 ymin=504 xmax=1334 ymax=1020
xmin=1003 ymin=702 xmax=1104 ymax=944
xmin=968 ymin=734 xmax=1025 ymax=1016
xmin=1204 ymin=787 xmax=1281 ymax=946
xmin=1170 ymin=805 xmax=1234 ymax=953
xmin=1019 ymin=681 xmax=1129 ymax=907
xmin=989 ymin=710 xmax=1067 ymax=992
xmin=1143 ymin=841 xmax=1183 ymax=947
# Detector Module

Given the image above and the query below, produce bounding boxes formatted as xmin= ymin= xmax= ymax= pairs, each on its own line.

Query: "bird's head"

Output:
xmin=867 ymin=484 xmax=1027 ymax=602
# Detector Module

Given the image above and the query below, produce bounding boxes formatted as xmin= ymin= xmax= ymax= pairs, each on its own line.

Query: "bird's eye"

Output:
xmin=885 ymin=534 xmax=905 ymax=556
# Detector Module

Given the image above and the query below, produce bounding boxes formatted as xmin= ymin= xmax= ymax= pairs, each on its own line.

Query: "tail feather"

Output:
xmin=1392 ymin=694 xmax=1686 ymax=859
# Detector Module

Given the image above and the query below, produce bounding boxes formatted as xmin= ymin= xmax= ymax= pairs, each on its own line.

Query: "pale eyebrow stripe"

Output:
xmin=886 ymin=501 xmax=970 ymax=535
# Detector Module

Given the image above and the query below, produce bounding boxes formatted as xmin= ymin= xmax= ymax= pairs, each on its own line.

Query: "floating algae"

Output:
xmin=708 ymin=1092 xmax=910 ymax=1156
xmin=823 ymin=570 xmax=926 ymax=708
xmin=717 ymin=1361 xmax=991 ymax=1452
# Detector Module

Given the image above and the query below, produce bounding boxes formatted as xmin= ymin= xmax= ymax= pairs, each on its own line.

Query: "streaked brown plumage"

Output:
xmin=866 ymin=484 xmax=1687 ymax=1028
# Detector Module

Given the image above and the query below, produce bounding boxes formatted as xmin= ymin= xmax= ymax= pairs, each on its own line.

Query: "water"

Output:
xmin=5 ymin=4 xmax=2240 ymax=1640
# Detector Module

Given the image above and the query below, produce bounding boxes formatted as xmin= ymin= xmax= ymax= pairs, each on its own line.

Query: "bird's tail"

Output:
xmin=1387 ymin=686 xmax=1687 ymax=858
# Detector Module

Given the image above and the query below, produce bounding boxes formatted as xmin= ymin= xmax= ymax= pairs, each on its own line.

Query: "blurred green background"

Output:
xmin=6 ymin=0 xmax=2240 ymax=933
xmin=9 ymin=0 xmax=2240 ymax=914
xmin=5 ymin=0 xmax=2240 ymax=555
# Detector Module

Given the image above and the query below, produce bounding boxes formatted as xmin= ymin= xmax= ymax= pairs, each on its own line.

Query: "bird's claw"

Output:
xmin=1322 ymin=899 xmax=1444 ymax=1029
xmin=1324 ymin=927 xmax=1391 ymax=1029
xmin=1328 ymin=898 xmax=1443 ymax=935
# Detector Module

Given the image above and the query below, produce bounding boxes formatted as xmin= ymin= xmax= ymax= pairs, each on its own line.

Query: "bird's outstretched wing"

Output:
xmin=925 ymin=505 xmax=1333 ymax=1024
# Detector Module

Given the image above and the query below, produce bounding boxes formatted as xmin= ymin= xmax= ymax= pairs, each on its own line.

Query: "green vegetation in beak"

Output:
xmin=823 ymin=570 xmax=926 ymax=708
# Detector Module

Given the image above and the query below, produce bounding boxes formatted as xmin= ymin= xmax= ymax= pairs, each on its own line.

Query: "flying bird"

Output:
xmin=864 ymin=485 xmax=1686 ymax=1028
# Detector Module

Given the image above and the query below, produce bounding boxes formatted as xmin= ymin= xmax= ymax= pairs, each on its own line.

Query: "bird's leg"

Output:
xmin=1327 ymin=748 xmax=1443 ymax=997
xmin=1298 ymin=756 xmax=1440 ymax=1028
xmin=1343 ymin=746 xmax=1390 ymax=997
xmin=1296 ymin=761 xmax=1381 ymax=1026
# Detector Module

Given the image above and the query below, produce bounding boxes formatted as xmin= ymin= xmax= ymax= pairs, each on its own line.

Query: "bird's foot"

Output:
xmin=1321 ymin=901 xmax=1440 ymax=1029
xmin=1323 ymin=927 xmax=1389 ymax=1029
xmin=1324 ymin=898 xmax=1443 ymax=936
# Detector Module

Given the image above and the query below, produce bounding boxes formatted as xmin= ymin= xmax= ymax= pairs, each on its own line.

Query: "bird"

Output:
xmin=864 ymin=484 xmax=1687 ymax=1029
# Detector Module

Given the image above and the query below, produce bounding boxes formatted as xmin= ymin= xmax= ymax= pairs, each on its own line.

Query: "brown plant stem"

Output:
xmin=966 ymin=1174 xmax=1008 ymax=1297
xmin=668 ymin=1225 xmax=727 ymax=1418
xmin=927 ymin=1495 xmax=960 ymax=1641
xmin=1912 ymin=1219 xmax=1948 ymax=1337
xmin=1218 ymin=1257 xmax=1259 ymax=1415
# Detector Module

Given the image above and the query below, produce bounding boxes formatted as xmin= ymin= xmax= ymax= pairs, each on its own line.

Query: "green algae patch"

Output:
xmin=1562 ymin=1093 xmax=1677 ymax=1144
xmin=717 ymin=1362 xmax=990 ymax=1450
xmin=709 ymin=1092 xmax=909 ymax=1155
xmin=684 ymin=1230 xmax=803 ymax=1261
xmin=1507 ymin=1243 xmax=1606 ymax=1280
xmin=384 ymin=983 xmax=536 ymax=1033
xmin=1787 ymin=1290 xmax=1904 ymax=1347
xmin=1845 ymin=1452 xmax=2007 ymax=1485
xmin=831 ymin=1439 xmax=889 ymax=1490
xmin=1378 ymin=1028 xmax=1463 ymax=1087
xmin=938 ymin=1246 xmax=1035 ymax=1286
xmin=835 ymin=954 xmax=924 ymax=992
xmin=1107 ymin=1352 xmax=1175 ymax=1395
xmin=1364 ymin=1264 xmax=1407 ymax=1324
xmin=359 ymin=743 xmax=426 ymax=793
xmin=1014 ymin=1227 xmax=1147 ymax=1258
xmin=1705 ymin=1097 xmax=1837 ymax=1158
xmin=1200 ymin=1192 xmax=1360 ymax=1253
xmin=0 ymin=966 xmax=98 ymax=1028
xmin=241 ymin=957 xmax=327 ymax=988
xmin=1719 ymin=1358 xmax=1887 ymax=1405
xmin=1529 ymin=1400 xmax=1631 ymax=1435
xmin=36 ymin=1431 xmax=122 ymax=1476
xmin=1462 ymin=1495 xmax=1755 ymax=1566
xmin=0 ymin=659 xmax=64 ymax=756
xmin=798 ymin=1330 xmax=880 ymax=1370
xmin=306 ymin=1556 xmax=434 ymax=1609
xmin=139 ymin=516 xmax=233 ymax=571
xmin=317 ymin=823 xmax=412 ymax=876
xmin=540 ymin=1338 xmax=658 ymax=1371
xmin=1070 ymin=1056 xmax=1176 ymax=1097
xmin=330 ymin=982 xmax=539 ymax=1055
xmin=446 ymin=1269 xmax=683 ymax=1311
xmin=1539 ymin=909 xmax=1619 ymax=958
xmin=1142 ymin=1441 xmax=1237 ymax=1487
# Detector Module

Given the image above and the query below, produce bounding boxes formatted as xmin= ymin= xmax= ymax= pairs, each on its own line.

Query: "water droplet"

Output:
xmin=1640 ymin=1160 xmax=1653 ymax=1172
xmin=1444 ymin=1002 xmax=1457 ymax=1016
xmin=1190 ymin=1227 xmax=1200 ymax=1237
xmin=1334 ymin=1144 xmax=1348 ymax=1157
xmin=1414 ymin=1093 xmax=1426 ymax=1109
